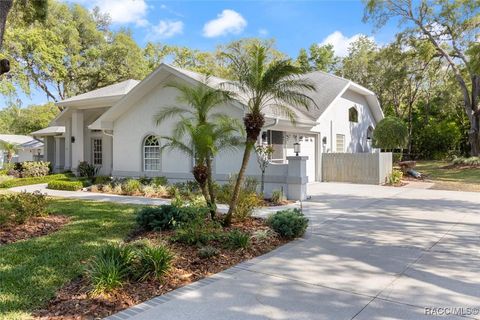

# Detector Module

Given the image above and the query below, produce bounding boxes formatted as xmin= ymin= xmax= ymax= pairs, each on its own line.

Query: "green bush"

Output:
xmin=94 ymin=176 xmax=112 ymax=185
xmin=78 ymin=161 xmax=99 ymax=179
xmin=224 ymin=229 xmax=251 ymax=249
xmin=122 ymin=179 xmax=142 ymax=195
xmin=372 ymin=117 xmax=408 ymax=150
xmin=18 ymin=161 xmax=50 ymax=178
xmin=47 ymin=180 xmax=84 ymax=191
xmin=270 ymin=189 xmax=286 ymax=205
xmin=0 ymin=173 xmax=72 ymax=188
xmin=86 ymin=244 xmax=135 ymax=295
xmin=198 ymin=245 xmax=219 ymax=259
xmin=136 ymin=205 xmax=208 ymax=231
xmin=173 ymin=219 xmax=222 ymax=245
xmin=134 ymin=245 xmax=174 ymax=281
xmin=0 ymin=191 xmax=49 ymax=225
xmin=235 ymin=192 xmax=262 ymax=221
xmin=267 ymin=208 xmax=308 ymax=239
xmin=152 ymin=176 xmax=168 ymax=186
xmin=452 ymin=156 xmax=480 ymax=166
xmin=387 ymin=169 xmax=403 ymax=185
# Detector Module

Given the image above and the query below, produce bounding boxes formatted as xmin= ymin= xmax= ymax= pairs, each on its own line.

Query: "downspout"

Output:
xmin=263 ymin=118 xmax=279 ymax=129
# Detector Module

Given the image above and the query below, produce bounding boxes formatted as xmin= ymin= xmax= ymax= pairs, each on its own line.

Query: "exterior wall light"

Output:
xmin=293 ymin=142 xmax=301 ymax=156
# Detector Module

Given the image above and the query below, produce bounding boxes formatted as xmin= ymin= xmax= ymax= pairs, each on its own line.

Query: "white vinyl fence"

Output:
xmin=322 ymin=152 xmax=392 ymax=185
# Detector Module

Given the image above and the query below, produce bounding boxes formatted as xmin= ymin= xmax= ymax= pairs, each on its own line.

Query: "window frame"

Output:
xmin=349 ymin=106 xmax=359 ymax=123
xmin=336 ymin=134 xmax=345 ymax=153
xmin=92 ymin=138 xmax=103 ymax=166
xmin=143 ymin=135 xmax=161 ymax=172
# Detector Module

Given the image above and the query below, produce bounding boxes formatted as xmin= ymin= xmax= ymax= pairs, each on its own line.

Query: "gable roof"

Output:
xmin=89 ymin=63 xmax=383 ymax=130
xmin=57 ymin=79 xmax=140 ymax=108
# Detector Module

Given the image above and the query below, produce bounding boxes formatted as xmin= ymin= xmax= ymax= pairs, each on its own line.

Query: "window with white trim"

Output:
xmin=144 ymin=135 xmax=160 ymax=171
xmin=92 ymin=138 xmax=102 ymax=165
xmin=336 ymin=134 xmax=345 ymax=153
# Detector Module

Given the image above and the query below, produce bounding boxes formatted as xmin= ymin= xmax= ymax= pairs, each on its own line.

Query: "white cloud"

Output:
xmin=320 ymin=31 xmax=374 ymax=57
xmin=149 ymin=20 xmax=184 ymax=39
xmin=203 ymin=9 xmax=247 ymax=38
xmin=92 ymin=0 xmax=148 ymax=25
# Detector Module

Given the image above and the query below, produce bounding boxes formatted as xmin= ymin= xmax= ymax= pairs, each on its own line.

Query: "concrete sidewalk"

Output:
xmin=104 ymin=183 xmax=480 ymax=320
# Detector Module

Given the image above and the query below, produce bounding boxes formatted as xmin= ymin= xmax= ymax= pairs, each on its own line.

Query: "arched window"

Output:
xmin=143 ymin=135 xmax=160 ymax=171
xmin=367 ymin=126 xmax=374 ymax=141
xmin=349 ymin=106 xmax=358 ymax=123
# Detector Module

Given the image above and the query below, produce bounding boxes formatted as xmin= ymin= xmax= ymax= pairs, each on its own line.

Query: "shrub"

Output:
xmin=102 ymin=184 xmax=113 ymax=193
xmin=173 ymin=219 xmax=221 ymax=245
xmin=452 ymin=156 xmax=480 ymax=166
xmin=112 ymin=184 xmax=123 ymax=194
xmin=387 ymin=169 xmax=403 ymax=185
xmin=155 ymin=185 xmax=169 ymax=198
xmin=224 ymin=229 xmax=251 ymax=249
xmin=86 ymin=244 xmax=134 ymax=295
xmin=134 ymin=245 xmax=174 ymax=281
xmin=270 ymin=189 xmax=286 ymax=205
xmin=0 ymin=173 xmax=73 ymax=188
xmin=138 ymin=176 xmax=152 ymax=185
xmin=47 ymin=180 xmax=84 ymax=191
xmin=94 ymin=176 xmax=112 ymax=185
xmin=198 ymin=245 xmax=219 ymax=259
xmin=252 ymin=229 xmax=273 ymax=242
xmin=122 ymin=179 xmax=142 ymax=195
xmin=136 ymin=205 xmax=207 ymax=231
xmin=19 ymin=161 xmax=50 ymax=178
xmin=0 ymin=191 xmax=48 ymax=225
xmin=143 ymin=185 xmax=157 ymax=197
xmin=373 ymin=117 xmax=408 ymax=151
xmin=267 ymin=208 xmax=308 ymax=239
xmin=152 ymin=176 xmax=168 ymax=186
xmin=235 ymin=192 xmax=262 ymax=221
xmin=78 ymin=161 xmax=99 ymax=179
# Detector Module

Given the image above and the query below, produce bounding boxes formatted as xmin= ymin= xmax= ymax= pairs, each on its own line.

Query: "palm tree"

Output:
xmin=1 ymin=142 xmax=18 ymax=163
xmin=156 ymin=80 xmax=242 ymax=218
xmin=222 ymin=44 xmax=317 ymax=225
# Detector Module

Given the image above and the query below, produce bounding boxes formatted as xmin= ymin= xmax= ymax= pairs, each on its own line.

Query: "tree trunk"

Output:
xmin=260 ymin=169 xmax=265 ymax=194
xmin=0 ymin=0 xmax=13 ymax=49
xmin=205 ymin=156 xmax=217 ymax=220
xmin=224 ymin=141 xmax=253 ymax=226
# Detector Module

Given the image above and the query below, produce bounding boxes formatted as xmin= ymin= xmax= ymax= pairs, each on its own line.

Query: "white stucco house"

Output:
xmin=0 ymin=134 xmax=44 ymax=168
xmin=32 ymin=63 xmax=384 ymax=198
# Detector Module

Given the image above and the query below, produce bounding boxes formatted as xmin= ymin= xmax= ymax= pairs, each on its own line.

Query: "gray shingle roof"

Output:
xmin=0 ymin=134 xmax=43 ymax=149
xmin=59 ymin=79 xmax=140 ymax=104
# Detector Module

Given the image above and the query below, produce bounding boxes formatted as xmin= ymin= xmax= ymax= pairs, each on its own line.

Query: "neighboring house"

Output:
xmin=0 ymin=134 xmax=44 ymax=168
xmin=32 ymin=63 xmax=384 ymax=196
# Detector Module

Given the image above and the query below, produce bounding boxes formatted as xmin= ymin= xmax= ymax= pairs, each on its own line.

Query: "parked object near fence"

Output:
xmin=322 ymin=152 xmax=392 ymax=185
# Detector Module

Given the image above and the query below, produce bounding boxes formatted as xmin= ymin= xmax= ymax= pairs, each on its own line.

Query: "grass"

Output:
xmin=0 ymin=199 xmax=139 ymax=319
xmin=0 ymin=173 xmax=73 ymax=189
xmin=415 ymin=160 xmax=480 ymax=192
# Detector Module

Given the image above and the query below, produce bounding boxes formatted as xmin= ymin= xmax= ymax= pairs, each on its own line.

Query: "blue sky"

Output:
xmin=2 ymin=0 xmax=398 ymax=109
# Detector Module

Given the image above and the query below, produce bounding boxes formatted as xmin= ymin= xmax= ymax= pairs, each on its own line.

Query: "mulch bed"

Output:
xmin=34 ymin=217 xmax=288 ymax=320
xmin=0 ymin=215 xmax=70 ymax=245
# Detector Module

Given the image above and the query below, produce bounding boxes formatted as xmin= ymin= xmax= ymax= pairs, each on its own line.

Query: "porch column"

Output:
xmin=71 ymin=110 xmax=84 ymax=172
xmin=54 ymin=136 xmax=62 ymax=171
xmin=64 ymin=118 xmax=72 ymax=170
xmin=286 ymin=156 xmax=308 ymax=200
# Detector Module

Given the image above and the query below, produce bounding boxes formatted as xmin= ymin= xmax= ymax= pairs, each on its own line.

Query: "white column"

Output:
xmin=71 ymin=110 xmax=84 ymax=172
xmin=54 ymin=136 xmax=62 ymax=172
xmin=286 ymin=156 xmax=308 ymax=200
xmin=64 ymin=118 xmax=72 ymax=170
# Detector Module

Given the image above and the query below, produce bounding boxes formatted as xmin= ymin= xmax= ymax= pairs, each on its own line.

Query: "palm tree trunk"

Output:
xmin=205 ymin=156 xmax=217 ymax=219
xmin=225 ymin=141 xmax=254 ymax=226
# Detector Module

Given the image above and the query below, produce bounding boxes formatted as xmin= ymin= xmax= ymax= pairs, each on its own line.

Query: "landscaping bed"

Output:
xmin=34 ymin=217 xmax=288 ymax=319
xmin=0 ymin=215 xmax=69 ymax=245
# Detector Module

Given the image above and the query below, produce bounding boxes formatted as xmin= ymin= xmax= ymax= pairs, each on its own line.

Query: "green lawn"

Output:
xmin=415 ymin=161 xmax=480 ymax=191
xmin=0 ymin=199 xmax=139 ymax=319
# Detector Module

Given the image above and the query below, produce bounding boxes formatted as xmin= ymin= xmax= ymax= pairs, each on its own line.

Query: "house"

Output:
xmin=0 ymin=134 xmax=44 ymax=168
xmin=32 ymin=63 xmax=384 ymax=198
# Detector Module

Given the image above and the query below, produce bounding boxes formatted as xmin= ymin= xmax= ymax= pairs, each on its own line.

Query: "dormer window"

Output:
xmin=349 ymin=106 xmax=358 ymax=123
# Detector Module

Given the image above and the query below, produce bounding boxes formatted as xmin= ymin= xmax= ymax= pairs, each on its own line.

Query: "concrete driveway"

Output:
xmin=105 ymin=182 xmax=480 ymax=320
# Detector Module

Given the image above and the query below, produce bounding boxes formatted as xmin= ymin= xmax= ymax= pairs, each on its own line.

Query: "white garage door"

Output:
xmin=285 ymin=134 xmax=316 ymax=182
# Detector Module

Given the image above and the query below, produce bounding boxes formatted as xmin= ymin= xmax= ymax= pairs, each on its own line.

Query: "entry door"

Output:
xmin=285 ymin=133 xmax=317 ymax=182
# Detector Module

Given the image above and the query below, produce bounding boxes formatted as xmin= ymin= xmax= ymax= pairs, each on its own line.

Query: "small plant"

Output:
xmin=122 ymin=179 xmax=142 ymax=195
xmin=86 ymin=244 xmax=134 ymax=295
xmin=78 ymin=161 xmax=99 ymax=180
xmin=113 ymin=184 xmax=123 ymax=194
xmin=173 ymin=219 xmax=221 ymax=245
xmin=387 ymin=169 xmax=403 ymax=185
xmin=225 ymin=229 xmax=251 ymax=249
xmin=143 ymin=185 xmax=157 ymax=197
xmin=235 ymin=192 xmax=262 ymax=221
xmin=267 ymin=208 xmax=308 ymax=239
xmin=252 ymin=229 xmax=273 ymax=242
xmin=198 ymin=245 xmax=219 ymax=259
xmin=134 ymin=245 xmax=174 ymax=281
xmin=152 ymin=176 xmax=168 ymax=186
xmin=94 ymin=176 xmax=112 ymax=184
xmin=102 ymin=184 xmax=113 ymax=193
xmin=270 ymin=189 xmax=286 ymax=205
xmin=47 ymin=180 xmax=84 ymax=191
xmin=452 ymin=156 xmax=480 ymax=166
xmin=136 ymin=205 xmax=207 ymax=231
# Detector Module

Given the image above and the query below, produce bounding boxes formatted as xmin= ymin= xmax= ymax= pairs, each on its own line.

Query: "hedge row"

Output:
xmin=0 ymin=173 xmax=73 ymax=188
xmin=47 ymin=180 xmax=84 ymax=191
